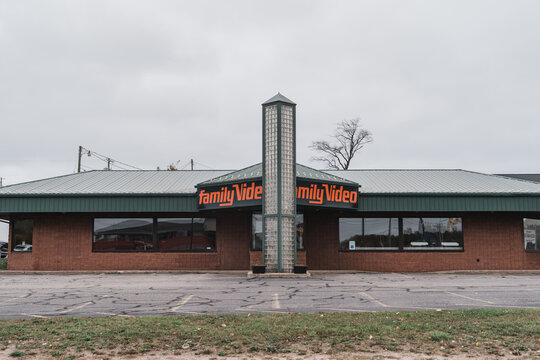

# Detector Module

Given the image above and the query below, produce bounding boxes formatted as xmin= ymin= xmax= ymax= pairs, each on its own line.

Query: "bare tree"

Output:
xmin=310 ymin=118 xmax=373 ymax=170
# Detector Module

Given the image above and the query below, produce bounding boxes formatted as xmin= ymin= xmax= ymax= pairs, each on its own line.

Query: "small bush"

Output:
xmin=0 ymin=258 xmax=7 ymax=270
xmin=429 ymin=330 xmax=452 ymax=342
xmin=9 ymin=350 xmax=27 ymax=357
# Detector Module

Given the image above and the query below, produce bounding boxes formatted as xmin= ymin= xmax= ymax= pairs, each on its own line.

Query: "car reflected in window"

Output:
xmin=13 ymin=244 xmax=32 ymax=252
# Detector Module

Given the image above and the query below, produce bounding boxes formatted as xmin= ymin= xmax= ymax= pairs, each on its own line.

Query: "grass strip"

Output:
xmin=0 ymin=309 xmax=538 ymax=358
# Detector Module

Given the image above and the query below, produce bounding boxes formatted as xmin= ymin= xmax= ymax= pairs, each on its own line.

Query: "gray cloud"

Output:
xmin=1 ymin=0 xmax=539 ymax=185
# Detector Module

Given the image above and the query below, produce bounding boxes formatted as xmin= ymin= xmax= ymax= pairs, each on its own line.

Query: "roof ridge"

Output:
xmin=490 ymin=173 xmax=540 ymax=184
xmin=198 ymin=163 xmax=262 ymax=185
xmin=296 ymin=163 xmax=357 ymax=184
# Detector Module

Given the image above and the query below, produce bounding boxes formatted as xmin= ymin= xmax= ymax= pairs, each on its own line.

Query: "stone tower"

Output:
xmin=262 ymin=93 xmax=296 ymax=273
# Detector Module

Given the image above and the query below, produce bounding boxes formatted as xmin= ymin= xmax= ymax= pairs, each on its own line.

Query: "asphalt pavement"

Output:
xmin=0 ymin=272 xmax=538 ymax=319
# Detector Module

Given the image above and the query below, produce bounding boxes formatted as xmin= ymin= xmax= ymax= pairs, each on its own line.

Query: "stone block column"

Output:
xmin=262 ymin=93 xmax=296 ymax=273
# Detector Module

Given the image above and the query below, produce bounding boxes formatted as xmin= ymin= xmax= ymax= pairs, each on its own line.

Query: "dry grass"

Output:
xmin=0 ymin=309 xmax=538 ymax=359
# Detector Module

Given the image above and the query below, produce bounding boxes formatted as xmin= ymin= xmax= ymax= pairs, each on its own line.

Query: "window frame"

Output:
xmin=251 ymin=213 xmax=263 ymax=251
xmin=11 ymin=219 xmax=34 ymax=253
xmin=251 ymin=212 xmax=306 ymax=251
xmin=523 ymin=218 xmax=540 ymax=253
xmin=339 ymin=216 xmax=465 ymax=252
xmin=92 ymin=217 xmax=217 ymax=253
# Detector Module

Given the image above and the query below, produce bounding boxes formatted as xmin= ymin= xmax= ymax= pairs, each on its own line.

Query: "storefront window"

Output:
xmin=296 ymin=214 xmax=305 ymax=250
xmin=93 ymin=218 xmax=153 ymax=251
xmin=339 ymin=218 xmax=398 ymax=250
xmin=523 ymin=218 xmax=540 ymax=251
xmin=192 ymin=218 xmax=216 ymax=251
xmin=157 ymin=218 xmax=192 ymax=251
xmin=252 ymin=213 xmax=305 ymax=251
xmin=339 ymin=218 xmax=362 ymax=250
xmin=340 ymin=217 xmax=463 ymax=251
xmin=12 ymin=219 xmax=33 ymax=252
xmin=93 ymin=218 xmax=217 ymax=252
xmin=252 ymin=214 xmax=263 ymax=250
xmin=403 ymin=218 xmax=463 ymax=250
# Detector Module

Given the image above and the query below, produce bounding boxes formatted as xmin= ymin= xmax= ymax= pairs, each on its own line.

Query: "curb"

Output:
xmin=1 ymin=269 xmax=539 ymax=275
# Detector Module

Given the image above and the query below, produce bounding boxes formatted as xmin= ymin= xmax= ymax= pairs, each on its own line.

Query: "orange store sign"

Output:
xmin=198 ymin=182 xmax=263 ymax=207
xmin=197 ymin=180 xmax=358 ymax=209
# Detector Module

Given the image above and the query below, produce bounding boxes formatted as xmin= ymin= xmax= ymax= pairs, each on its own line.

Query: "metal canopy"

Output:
xmin=198 ymin=163 xmax=357 ymax=187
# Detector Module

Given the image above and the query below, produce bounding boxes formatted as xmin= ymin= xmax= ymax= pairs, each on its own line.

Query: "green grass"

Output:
xmin=0 ymin=258 xmax=7 ymax=270
xmin=0 ymin=309 xmax=538 ymax=358
xmin=9 ymin=350 xmax=27 ymax=357
xmin=429 ymin=330 xmax=452 ymax=341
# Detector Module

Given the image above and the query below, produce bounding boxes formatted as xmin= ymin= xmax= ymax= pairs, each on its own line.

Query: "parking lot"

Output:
xmin=0 ymin=272 xmax=538 ymax=319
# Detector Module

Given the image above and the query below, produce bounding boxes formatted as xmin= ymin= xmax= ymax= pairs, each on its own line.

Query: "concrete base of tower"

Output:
xmin=247 ymin=271 xmax=312 ymax=279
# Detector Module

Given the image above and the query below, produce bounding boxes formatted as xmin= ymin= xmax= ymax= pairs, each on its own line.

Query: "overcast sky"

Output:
xmin=1 ymin=1 xmax=540 ymax=238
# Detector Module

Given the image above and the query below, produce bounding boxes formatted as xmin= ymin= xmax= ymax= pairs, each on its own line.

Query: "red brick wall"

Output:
xmin=296 ymin=250 xmax=307 ymax=266
xmin=306 ymin=213 xmax=540 ymax=271
xmin=8 ymin=213 xmax=251 ymax=271
xmin=249 ymin=251 xmax=263 ymax=266
xmin=218 ymin=213 xmax=250 ymax=270
xmin=7 ymin=212 xmax=540 ymax=271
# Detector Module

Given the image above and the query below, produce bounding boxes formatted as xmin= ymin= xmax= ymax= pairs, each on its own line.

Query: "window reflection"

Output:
xmin=93 ymin=217 xmax=217 ymax=252
xmin=192 ymin=218 xmax=216 ymax=251
xmin=296 ymin=214 xmax=304 ymax=250
xmin=157 ymin=218 xmax=192 ymax=251
xmin=524 ymin=218 xmax=540 ymax=251
xmin=403 ymin=218 xmax=463 ymax=250
xmin=93 ymin=218 xmax=153 ymax=251
xmin=339 ymin=217 xmax=463 ymax=251
xmin=12 ymin=219 xmax=33 ymax=252
xmin=252 ymin=214 xmax=263 ymax=251
xmin=252 ymin=213 xmax=305 ymax=251
xmin=339 ymin=218 xmax=398 ymax=250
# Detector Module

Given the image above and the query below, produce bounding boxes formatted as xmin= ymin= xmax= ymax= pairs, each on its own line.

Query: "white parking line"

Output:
xmin=359 ymin=292 xmax=388 ymax=308
xmin=444 ymin=291 xmax=495 ymax=304
xmin=317 ymin=307 xmax=371 ymax=312
xmin=170 ymin=295 xmax=194 ymax=312
xmin=392 ymin=272 xmax=414 ymax=278
xmin=235 ymin=308 xmax=288 ymax=314
xmin=0 ymin=294 xmax=30 ymax=306
xmin=94 ymin=312 xmax=117 ymax=316
xmin=58 ymin=301 xmax=94 ymax=314
xmin=273 ymin=293 xmax=281 ymax=309
xmin=21 ymin=313 xmax=48 ymax=319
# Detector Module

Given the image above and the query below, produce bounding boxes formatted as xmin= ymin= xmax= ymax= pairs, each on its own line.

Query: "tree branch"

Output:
xmin=310 ymin=118 xmax=373 ymax=170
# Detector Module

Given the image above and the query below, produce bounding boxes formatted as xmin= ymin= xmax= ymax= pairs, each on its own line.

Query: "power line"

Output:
xmin=193 ymin=161 xmax=214 ymax=170
xmin=77 ymin=146 xmax=143 ymax=172
xmin=179 ymin=162 xmax=191 ymax=170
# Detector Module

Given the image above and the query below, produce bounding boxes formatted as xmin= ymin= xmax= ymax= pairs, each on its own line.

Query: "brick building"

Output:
xmin=1 ymin=166 xmax=540 ymax=272
xmin=1 ymin=94 xmax=539 ymax=272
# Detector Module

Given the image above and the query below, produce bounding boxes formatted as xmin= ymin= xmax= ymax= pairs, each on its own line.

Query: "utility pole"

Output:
xmin=0 ymin=177 xmax=3 ymax=187
xmin=191 ymin=159 xmax=194 ymax=170
xmin=107 ymin=158 xmax=111 ymax=170
xmin=77 ymin=146 xmax=82 ymax=173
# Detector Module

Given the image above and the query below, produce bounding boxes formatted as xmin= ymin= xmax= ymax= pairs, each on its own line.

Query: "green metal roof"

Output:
xmin=0 ymin=170 xmax=231 ymax=195
xmin=2 ymin=168 xmax=540 ymax=214
xmin=326 ymin=169 xmax=540 ymax=194
xmin=197 ymin=163 xmax=357 ymax=187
